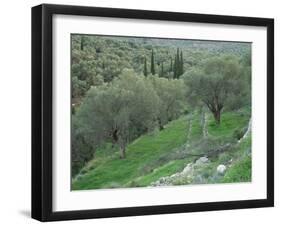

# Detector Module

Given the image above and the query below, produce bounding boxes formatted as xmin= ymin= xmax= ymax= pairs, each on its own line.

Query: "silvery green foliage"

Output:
xmin=73 ymin=69 xmax=185 ymax=162
xmin=182 ymin=55 xmax=250 ymax=124
xmin=150 ymin=76 xmax=186 ymax=129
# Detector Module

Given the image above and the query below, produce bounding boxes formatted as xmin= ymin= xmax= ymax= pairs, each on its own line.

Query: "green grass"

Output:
xmin=220 ymin=133 xmax=251 ymax=183
xmin=222 ymin=156 xmax=251 ymax=183
xmin=72 ymin=108 xmax=252 ymax=190
xmin=189 ymin=116 xmax=203 ymax=140
xmin=72 ymin=116 xmax=189 ymax=190
xmin=208 ymin=109 xmax=250 ymax=138
xmin=132 ymin=159 xmax=191 ymax=186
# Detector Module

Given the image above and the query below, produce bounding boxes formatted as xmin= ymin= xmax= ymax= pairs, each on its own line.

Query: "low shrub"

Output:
xmin=218 ymin=152 xmax=232 ymax=164
xmin=233 ymin=126 xmax=247 ymax=140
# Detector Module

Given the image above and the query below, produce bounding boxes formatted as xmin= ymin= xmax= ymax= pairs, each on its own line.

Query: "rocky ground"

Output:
xmin=150 ymin=118 xmax=251 ymax=187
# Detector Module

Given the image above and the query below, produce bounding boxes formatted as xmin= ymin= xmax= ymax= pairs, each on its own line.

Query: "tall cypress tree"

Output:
xmin=170 ymin=58 xmax=173 ymax=72
xmin=151 ymin=49 xmax=155 ymax=75
xmin=176 ymin=48 xmax=180 ymax=77
xmin=160 ymin=62 xmax=164 ymax=77
xmin=173 ymin=54 xmax=177 ymax=79
xmin=173 ymin=48 xmax=180 ymax=78
xmin=80 ymin=36 xmax=85 ymax=51
xmin=144 ymin=58 xmax=148 ymax=76
xmin=179 ymin=51 xmax=184 ymax=75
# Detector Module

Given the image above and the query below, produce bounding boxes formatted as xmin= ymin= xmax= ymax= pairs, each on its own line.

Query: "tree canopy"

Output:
xmin=183 ymin=55 xmax=249 ymax=124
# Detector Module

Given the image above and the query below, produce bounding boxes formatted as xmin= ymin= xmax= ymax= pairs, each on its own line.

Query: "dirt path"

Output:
xmin=186 ymin=113 xmax=193 ymax=140
xmin=201 ymin=110 xmax=208 ymax=138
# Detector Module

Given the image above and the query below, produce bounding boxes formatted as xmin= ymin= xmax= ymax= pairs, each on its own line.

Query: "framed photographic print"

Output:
xmin=32 ymin=4 xmax=274 ymax=221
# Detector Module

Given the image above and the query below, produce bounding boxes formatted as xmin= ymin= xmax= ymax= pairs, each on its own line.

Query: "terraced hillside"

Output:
xmin=72 ymin=108 xmax=251 ymax=190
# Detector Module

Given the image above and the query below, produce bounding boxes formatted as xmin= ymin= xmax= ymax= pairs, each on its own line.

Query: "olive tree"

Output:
xmin=71 ymin=115 xmax=98 ymax=175
xmin=150 ymin=76 xmax=186 ymax=130
xmin=183 ymin=55 xmax=246 ymax=125
xmin=75 ymin=69 xmax=159 ymax=159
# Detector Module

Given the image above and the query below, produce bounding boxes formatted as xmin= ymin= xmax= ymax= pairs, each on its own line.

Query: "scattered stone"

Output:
xmin=217 ymin=164 xmax=227 ymax=174
xmin=195 ymin=156 xmax=209 ymax=165
xmin=170 ymin=172 xmax=180 ymax=178
xmin=193 ymin=175 xmax=204 ymax=184
xmin=159 ymin=177 xmax=165 ymax=183
xmin=182 ymin=163 xmax=193 ymax=174
xmin=151 ymin=162 xmax=197 ymax=186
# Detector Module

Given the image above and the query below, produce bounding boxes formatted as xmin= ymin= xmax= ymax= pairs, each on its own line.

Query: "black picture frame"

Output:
xmin=32 ymin=3 xmax=274 ymax=222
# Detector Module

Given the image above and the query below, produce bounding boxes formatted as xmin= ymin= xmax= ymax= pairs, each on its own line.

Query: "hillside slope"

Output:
xmin=72 ymin=108 xmax=251 ymax=190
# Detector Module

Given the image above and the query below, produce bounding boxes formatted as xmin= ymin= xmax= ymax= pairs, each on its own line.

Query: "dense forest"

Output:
xmin=71 ymin=35 xmax=252 ymax=189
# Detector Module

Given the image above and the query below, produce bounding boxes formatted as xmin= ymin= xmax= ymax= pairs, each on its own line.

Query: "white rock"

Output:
xmin=217 ymin=164 xmax=227 ymax=174
xmin=170 ymin=172 xmax=180 ymax=178
xmin=195 ymin=156 xmax=209 ymax=165
xmin=182 ymin=163 xmax=193 ymax=174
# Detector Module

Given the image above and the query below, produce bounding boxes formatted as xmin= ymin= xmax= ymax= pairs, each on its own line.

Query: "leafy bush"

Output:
xmin=233 ymin=126 xmax=247 ymax=140
xmin=218 ymin=152 xmax=232 ymax=164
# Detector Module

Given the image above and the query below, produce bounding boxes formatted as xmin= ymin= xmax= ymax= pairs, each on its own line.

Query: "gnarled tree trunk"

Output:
xmin=213 ymin=110 xmax=221 ymax=125
xmin=158 ymin=117 xmax=164 ymax=131
xmin=119 ymin=144 xmax=126 ymax=159
xmin=203 ymin=97 xmax=223 ymax=126
xmin=111 ymin=129 xmax=118 ymax=148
